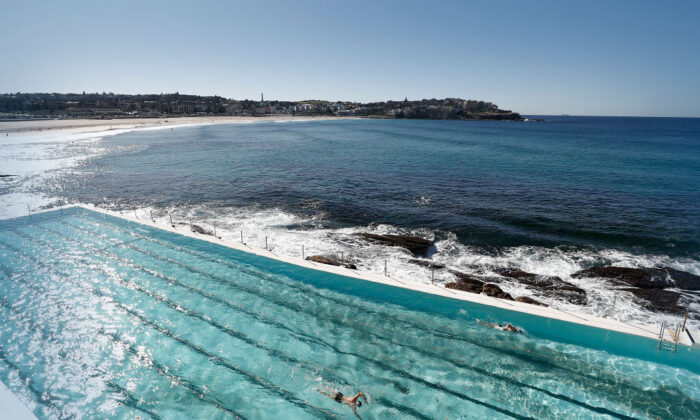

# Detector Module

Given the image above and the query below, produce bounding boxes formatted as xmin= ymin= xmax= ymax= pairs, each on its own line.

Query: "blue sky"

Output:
xmin=1 ymin=1 xmax=699 ymax=116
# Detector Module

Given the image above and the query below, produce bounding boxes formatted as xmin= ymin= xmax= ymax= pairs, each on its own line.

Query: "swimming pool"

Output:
xmin=0 ymin=208 xmax=698 ymax=419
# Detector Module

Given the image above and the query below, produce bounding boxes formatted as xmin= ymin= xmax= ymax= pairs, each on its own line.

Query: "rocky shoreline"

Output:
xmin=311 ymin=233 xmax=700 ymax=317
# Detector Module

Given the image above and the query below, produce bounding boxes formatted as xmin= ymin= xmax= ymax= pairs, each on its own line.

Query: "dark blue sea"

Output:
xmin=3 ymin=116 xmax=699 ymax=326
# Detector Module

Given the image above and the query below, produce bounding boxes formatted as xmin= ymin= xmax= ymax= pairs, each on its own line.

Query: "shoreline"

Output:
xmin=0 ymin=115 xmax=344 ymax=135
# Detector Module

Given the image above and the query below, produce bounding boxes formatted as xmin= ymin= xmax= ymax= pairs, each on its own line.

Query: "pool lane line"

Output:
xmin=26 ymin=222 xmax=653 ymax=415
xmin=0 ymin=239 xmax=340 ymax=420
xmin=1 ymin=233 xmax=552 ymax=420
xmin=0 ymin=290 xmax=248 ymax=420
xmin=7 ymin=228 xmax=438 ymax=420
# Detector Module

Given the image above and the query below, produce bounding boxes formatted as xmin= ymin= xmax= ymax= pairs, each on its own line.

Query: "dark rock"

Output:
xmin=409 ymin=259 xmax=445 ymax=269
xmin=621 ymin=288 xmax=686 ymax=315
xmin=190 ymin=224 xmax=213 ymax=235
xmin=515 ymin=296 xmax=546 ymax=306
xmin=662 ymin=268 xmax=700 ymax=290
xmin=357 ymin=233 xmax=434 ymax=256
xmin=496 ymin=269 xmax=587 ymax=305
xmin=305 ymin=255 xmax=356 ymax=270
xmin=446 ymin=282 xmax=483 ymax=293
xmin=496 ymin=269 xmax=536 ymax=281
xmin=450 ymin=271 xmax=487 ymax=285
xmin=482 ymin=283 xmax=514 ymax=300
xmin=572 ymin=266 xmax=700 ymax=290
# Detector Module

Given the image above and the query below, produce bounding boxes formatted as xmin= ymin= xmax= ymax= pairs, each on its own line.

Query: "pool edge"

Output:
xmin=36 ymin=203 xmax=690 ymax=347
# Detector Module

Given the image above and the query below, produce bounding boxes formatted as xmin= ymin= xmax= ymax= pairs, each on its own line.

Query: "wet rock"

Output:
xmin=450 ymin=271 xmax=489 ymax=284
xmin=496 ymin=269 xmax=587 ymax=305
xmin=515 ymin=296 xmax=546 ymax=306
xmin=305 ymin=255 xmax=357 ymax=270
xmin=190 ymin=224 xmax=213 ymax=236
xmin=572 ymin=266 xmax=700 ymax=290
xmin=357 ymin=233 xmax=434 ymax=256
xmin=621 ymin=288 xmax=686 ymax=315
xmin=482 ymin=283 xmax=514 ymax=300
xmin=495 ymin=269 xmax=536 ymax=281
xmin=447 ymin=272 xmax=484 ymax=292
xmin=409 ymin=259 xmax=445 ymax=269
xmin=660 ymin=268 xmax=700 ymax=290
xmin=446 ymin=281 xmax=483 ymax=293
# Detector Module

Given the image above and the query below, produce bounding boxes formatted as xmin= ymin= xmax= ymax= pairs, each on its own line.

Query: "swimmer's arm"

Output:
xmin=351 ymin=392 xmax=367 ymax=404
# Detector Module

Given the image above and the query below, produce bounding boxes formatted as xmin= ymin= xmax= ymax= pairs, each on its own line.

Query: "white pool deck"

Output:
xmin=0 ymin=381 xmax=36 ymax=420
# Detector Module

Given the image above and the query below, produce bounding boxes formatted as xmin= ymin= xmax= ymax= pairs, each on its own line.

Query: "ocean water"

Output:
xmin=1 ymin=117 xmax=699 ymax=328
xmin=0 ymin=208 xmax=698 ymax=419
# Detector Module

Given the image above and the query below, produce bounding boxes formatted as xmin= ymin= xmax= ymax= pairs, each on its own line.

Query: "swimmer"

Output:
xmin=478 ymin=319 xmax=524 ymax=333
xmin=317 ymin=387 xmax=367 ymax=418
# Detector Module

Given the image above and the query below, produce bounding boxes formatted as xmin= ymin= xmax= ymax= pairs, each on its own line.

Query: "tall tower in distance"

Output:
xmin=261 ymin=92 xmax=264 ymax=103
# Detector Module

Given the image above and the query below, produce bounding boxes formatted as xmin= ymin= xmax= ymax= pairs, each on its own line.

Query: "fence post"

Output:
xmin=265 ymin=236 xmax=268 ymax=250
xmin=384 ymin=260 xmax=387 ymax=276
xmin=341 ymin=251 xmax=344 ymax=264
xmin=150 ymin=210 xmax=153 ymax=221
xmin=431 ymin=265 xmax=435 ymax=284
xmin=240 ymin=230 xmax=243 ymax=243
xmin=549 ymin=294 xmax=554 ymax=307
xmin=302 ymin=245 xmax=305 ymax=259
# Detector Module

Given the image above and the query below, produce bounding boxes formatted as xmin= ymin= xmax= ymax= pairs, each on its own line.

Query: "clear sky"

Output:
xmin=1 ymin=0 xmax=699 ymax=117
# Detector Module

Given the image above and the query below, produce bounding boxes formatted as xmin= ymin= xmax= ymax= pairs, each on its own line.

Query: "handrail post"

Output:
xmin=384 ymin=260 xmax=387 ymax=276
xmin=240 ymin=230 xmax=243 ymax=243
xmin=682 ymin=311 xmax=689 ymax=332
xmin=302 ymin=245 xmax=305 ymax=259
xmin=265 ymin=236 xmax=268 ymax=250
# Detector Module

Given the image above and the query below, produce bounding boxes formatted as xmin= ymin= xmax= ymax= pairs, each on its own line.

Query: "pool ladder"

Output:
xmin=657 ymin=321 xmax=681 ymax=353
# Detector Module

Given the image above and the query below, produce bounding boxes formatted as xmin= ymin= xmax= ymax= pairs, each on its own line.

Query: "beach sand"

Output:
xmin=0 ymin=115 xmax=342 ymax=135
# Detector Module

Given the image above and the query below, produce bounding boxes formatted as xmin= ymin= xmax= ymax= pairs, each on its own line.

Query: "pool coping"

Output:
xmin=19 ymin=203 xmax=698 ymax=347
xmin=0 ymin=382 xmax=37 ymax=420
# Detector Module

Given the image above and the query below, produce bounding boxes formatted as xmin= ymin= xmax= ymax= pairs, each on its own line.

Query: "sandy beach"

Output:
xmin=0 ymin=115 xmax=342 ymax=135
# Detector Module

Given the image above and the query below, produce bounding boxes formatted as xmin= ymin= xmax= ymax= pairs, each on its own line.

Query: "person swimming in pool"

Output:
xmin=317 ymin=387 xmax=367 ymax=418
xmin=478 ymin=319 xmax=524 ymax=333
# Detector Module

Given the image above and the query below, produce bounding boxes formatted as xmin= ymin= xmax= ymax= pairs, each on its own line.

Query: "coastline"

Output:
xmin=0 ymin=115 xmax=344 ymax=135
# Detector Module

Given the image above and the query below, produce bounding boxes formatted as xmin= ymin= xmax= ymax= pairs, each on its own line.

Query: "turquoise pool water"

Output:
xmin=0 ymin=208 xmax=698 ymax=419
